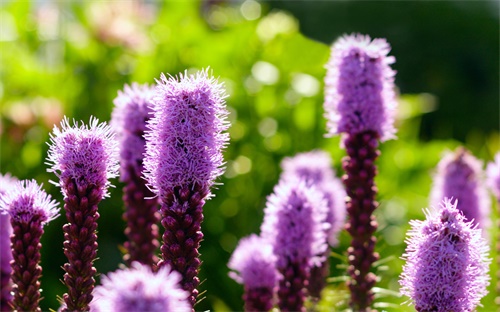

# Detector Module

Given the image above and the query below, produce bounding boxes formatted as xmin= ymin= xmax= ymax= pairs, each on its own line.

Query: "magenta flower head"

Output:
xmin=47 ymin=116 xmax=119 ymax=312
xmin=91 ymin=262 xmax=190 ymax=312
xmin=143 ymin=69 xmax=230 ymax=307
xmin=486 ymin=152 xmax=500 ymax=200
xmin=144 ymin=68 xmax=230 ymax=198
xmin=430 ymin=147 xmax=490 ymax=229
xmin=261 ymin=179 xmax=329 ymax=312
xmin=228 ymin=234 xmax=279 ymax=312
xmin=111 ymin=83 xmax=159 ymax=267
xmin=0 ymin=179 xmax=59 ymax=312
xmin=47 ymin=116 xmax=119 ymax=199
xmin=0 ymin=173 xmax=17 ymax=311
xmin=400 ymin=198 xmax=490 ymax=312
xmin=324 ymin=33 xmax=397 ymax=141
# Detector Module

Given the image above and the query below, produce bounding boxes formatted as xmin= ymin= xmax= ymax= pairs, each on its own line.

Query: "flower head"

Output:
xmin=281 ymin=150 xmax=346 ymax=246
xmin=324 ymin=33 xmax=397 ymax=141
xmin=0 ymin=180 xmax=59 ymax=225
xmin=0 ymin=174 xmax=17 ymax=273
xmin=47 ymin=117 xmax=119 ymax=198
xmin=91 ymin=262 xmax=190 ymax=312
xmin=486 ymin=152 xmax=500 ymax=199
xmin=260 ymin=179 xmax=329 ymax=268
xmin=400 ymin=198 xmax=490 ymax=312
xmin=228 ymin=234 xmax=279 ymax=289
xmin=111 ymin=83 xmax=154 ymax=180
xmin=144 ymin=69 xmax=230 ymax=196
xmin=430 ymin=148 xmax=490 ymax=229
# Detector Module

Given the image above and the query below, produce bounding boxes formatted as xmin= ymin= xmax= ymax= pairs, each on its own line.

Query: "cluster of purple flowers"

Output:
xmin=0 ymin=32 xmax=497 ymax=312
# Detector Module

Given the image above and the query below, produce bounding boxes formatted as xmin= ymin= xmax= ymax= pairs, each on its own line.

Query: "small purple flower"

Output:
xmin=47 ymin=116 xmax=119 ymax=312
xmin=430 ymin=148 xmax=490 ymax=229
xmin=261 ymin=179 xmax=328 ymax=312
xmin=228 ymin=234 xmax=279 ymax=312
xmin=400 ymin=198 xmax=490 ymax=312
xmin=91 ymin=262 xmax=190 ymax=312
xmin=0 ymin=173 xmax=17 ymax=311
xmin=111 ymin=83 xmax=160 ymax=267
xmin=0 ymin=180 xmax=59 ymax=312
xmin=486 ymin=152 xmax=500 ymax=200
xmin=144 ymin=68 xmax=230 ymax=197
xmin=324 ymin=33 xmax=397 ymax=141
xmin=144 ymin=69 xmax=230 ymax=307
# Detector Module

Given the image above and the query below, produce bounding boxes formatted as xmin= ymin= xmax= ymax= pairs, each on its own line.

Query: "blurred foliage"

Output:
xmin=0 ymin=1 xmax=498 ymax=311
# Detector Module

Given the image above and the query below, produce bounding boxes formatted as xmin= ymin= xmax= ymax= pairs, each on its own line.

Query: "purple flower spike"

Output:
xmin=324 ymin=33 xmax=397 ymax=142
xmin=90 ymin=262 xmax=190 ymax=312
xmin=0 ymin=173 xmax=17 ymax=312
xmin=47 ymin=116 xmax=119 ymax=312
xmin=228 ymin=234 xmax=279 ymax=312
xmin=486 ymin=152 xmax=500 ymax=201
xmin=0 ymin=180 xmax=59 ymax=312
xmin=144 ymin=69 xmax=230 ymax=308
xmin=261 ymin=179 xmax=329 ymax=312
xmin=430 ymin=147 xmax=490 ymax=230
xmin=111 ymin=83 xmax=160 ymax=267
xmin=281 ymin=150 xmax=346 ymax=300
xmin=323 ymin=33 xmax=398 ymax=311
xmin=400 ymin=198 xmax=490 ymax=312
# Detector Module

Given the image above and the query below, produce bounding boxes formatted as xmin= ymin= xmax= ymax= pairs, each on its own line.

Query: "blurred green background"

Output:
xmin=0 ymin=1 xmax=498 ymax=311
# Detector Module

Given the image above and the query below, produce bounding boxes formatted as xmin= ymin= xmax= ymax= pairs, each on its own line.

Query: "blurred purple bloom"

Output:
xmin=324 ymin=33 xmax=397 ymax=141
xmin=0 ymin=174 xmax=17 ymax=274
xmin=144 ymin=68 xmax=230 ymax=197
xmin=47 ymin=116 xmax=119 ymax=199
xmin=0 ymin=180 xmax=59 ymax=312
xmin=281 ymin=150 xmax=346 ymax=246
xmin=486 ymin=152 xmax=500 ymax=200
xmin=430 ymin=148 xmax=490 ymax=229
xmin=91 ymin=262 xmax=190 ymax=312
xmin=400 ymin=198 xmax=490 ymax=312
xmin=111 ymin=83 xmax=154 ymax=180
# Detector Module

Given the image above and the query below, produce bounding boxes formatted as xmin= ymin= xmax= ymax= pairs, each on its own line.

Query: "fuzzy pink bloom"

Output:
xmin=324 ymin=33 xmax=397 ymax=141
xmin=486 ymin=152 xmax=500 ymax=199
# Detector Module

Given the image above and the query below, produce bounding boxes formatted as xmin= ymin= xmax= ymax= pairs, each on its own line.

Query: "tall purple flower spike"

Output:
xmin=111 ymin=83 xmax=160 ymax=267
xmin=430 ymin=147 xmax=490 ymax=230
xmin=47 ymin=117 xmax=119 ymax=312
xmin=261 ymin=179 xmax=329 ymax=312
xmin=0 ymin=180 xmax=59 ymax=312
xmin=281 ymin=150 xmax=346 ymax=300
xmin=90 ymin=262 xmax=190 ymax=312
xmin=400 ymin=198 xmax=490 ymax=312
xmin=324 ymin=33 xmax=397 ymax=311
xmin=486 ymin=152 xmax=500 ymax=298
xmin=144 ymin=69 xmax=230 ymax=308
xmin=228 ymin=234 xmax=279 ymax=312
xmin=0 ymin=174 xmax=18 ymax=312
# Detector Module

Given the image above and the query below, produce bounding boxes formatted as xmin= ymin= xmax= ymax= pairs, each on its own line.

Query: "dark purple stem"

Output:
xmin=10 ymin=217 xmax=44 ymax=312
xmin=157 ymin=183 xmax=208 ymax=310
xmin=342 ymin=131 xmax=380 ymax=312
xmin=307 ymin=249 xmax=330 ymax=301
xmin=243 ymin=286 xmax=274 ymax=312
xmin=1 ymin=268 xmax=12 ymax=311
xmin=278 ymin=259 xmax=308 ymax=312
xmin=122 ymin=165 xmax=160 ymax=267
xmin=61 ymin=178 xmax=101 ymax=312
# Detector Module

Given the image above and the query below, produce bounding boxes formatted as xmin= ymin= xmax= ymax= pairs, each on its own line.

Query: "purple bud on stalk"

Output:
xmin=0 ymin=174 xmax=17 ymax=312
xmin=228 ymin=234 xmax=279 ymax=312
xmin=90 ymin=262 xmax=190 ymax=312
xmin=0 ymin=180 xmax=59 ymax=312
xmin=400 ymin=198 xmax=490 ymax=312
xmin=47 ymin=116 xmax=119 ymax=312
xmin=144 ymin=69 xmax=230 ymax=308
xmin=430 ymin=148 xmax=490 ymax=229
xmin=261 ymin=179 xmax=329 ymax=312
xmin=323 ymin=33 xmax=397 ymax=311
xmin=111 ymin=83 xmax=160 ymax=267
